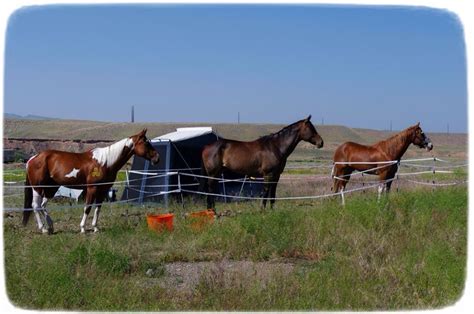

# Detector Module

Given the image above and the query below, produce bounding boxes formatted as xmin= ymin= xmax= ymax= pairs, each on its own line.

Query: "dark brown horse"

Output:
xmin=202 ymin=115 xmax=324 ymax=209
xmin=23 ymin=129 xmax=159 ymax=234
xmin=332 ymin=123 xmax=433 ymax=204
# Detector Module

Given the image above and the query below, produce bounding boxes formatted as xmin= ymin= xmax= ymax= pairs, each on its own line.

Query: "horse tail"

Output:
xmin=23 ymin=172 xmax=33 ymax=226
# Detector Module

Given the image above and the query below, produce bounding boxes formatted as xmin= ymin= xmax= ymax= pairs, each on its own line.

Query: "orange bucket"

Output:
xmin=188 ymin=210 xmax=215 ymax=231
xmin=146 ymin=213 xmax=174 ymax=232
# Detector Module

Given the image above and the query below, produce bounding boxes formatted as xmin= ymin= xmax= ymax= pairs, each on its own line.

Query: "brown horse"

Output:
xmin=23 ymin=129 xmax=159 ymax=234
xmin=332 ymin=123 xmax=433 ymax=204
xmin=202 ymin=115 xmax=324 ymax=210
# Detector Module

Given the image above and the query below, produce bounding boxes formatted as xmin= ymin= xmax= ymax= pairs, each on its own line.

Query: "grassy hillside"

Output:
xmin=2 ymin=118 xmax=467 ymax=161
xmin=3 ymin=187 xmax=467 ymax=310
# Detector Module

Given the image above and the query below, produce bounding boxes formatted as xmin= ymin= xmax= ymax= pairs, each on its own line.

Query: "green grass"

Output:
xmin=3 ymin=187 xmax=467 ymax=311
xmin=416 ymin=167 xmax=467 ymax=181
xmin=3 ymin=169 xmax=25 ymax=183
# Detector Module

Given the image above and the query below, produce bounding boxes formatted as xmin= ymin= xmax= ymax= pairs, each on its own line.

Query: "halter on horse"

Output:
xmin=201 ymin=115 xmax=324 ymax=210
xmin=332 ymin=123 xmax=433 ymax=204
xmin=23 ymin=129 xmax=159 ymax=234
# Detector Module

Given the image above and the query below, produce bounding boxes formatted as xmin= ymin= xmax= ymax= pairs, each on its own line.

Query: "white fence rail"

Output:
xmin=2 ymin=157 xmax=467 ymax=212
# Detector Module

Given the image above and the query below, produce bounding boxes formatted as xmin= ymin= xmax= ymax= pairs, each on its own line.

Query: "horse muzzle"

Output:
xmin=317 ymin=139 xmax=324 ymax=149
xmin=151 ymin=154 xmax=160 ymax=165
xmin=426 ymin=142 xmax=433 ymax=151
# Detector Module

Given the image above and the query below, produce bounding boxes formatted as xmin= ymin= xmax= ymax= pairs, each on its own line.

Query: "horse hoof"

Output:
xmin=47 ymin=228 xmax=54 ymax=235
xmin=80 ymin=228 xmax=86 ymax=234
xmin=41 ymin=228 xmax=49 ymax=234
xmin=93 ymin=227 xmax=99 ymax=233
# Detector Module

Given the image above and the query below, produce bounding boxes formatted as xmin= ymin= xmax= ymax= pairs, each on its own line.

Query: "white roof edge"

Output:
xmin=176 ymin=127 xmax=212 ymax=132
xmin=151 ymin=126 xmax=214 ymax=142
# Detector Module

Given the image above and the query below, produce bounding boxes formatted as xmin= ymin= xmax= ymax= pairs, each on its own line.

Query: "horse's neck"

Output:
xmin=275 ymin=126 xmax=301 ymax=157
xmin=375 ymin=130 xmax=413 ymax=161
xmin=91 ymin=138 xmax=134 ymax=171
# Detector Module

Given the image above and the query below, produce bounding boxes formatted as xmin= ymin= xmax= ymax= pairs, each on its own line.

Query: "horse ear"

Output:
xmin=416 ymin=122 xmax=420 ymax=127
xmin=305 ymin=115 xmax=312 ymax=122
xmin=141 ymin=128 xmax=147 ymax=136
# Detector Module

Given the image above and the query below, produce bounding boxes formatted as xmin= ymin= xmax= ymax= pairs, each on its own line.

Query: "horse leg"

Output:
xmin=91 ymin=193 xmax=106 ymax=233
xmin=385 ymin=180 xmax=394 ymax=193
xmin=261 ymin=175 xmax=271 ymax=209
xmin=80 ymin=187 xmax=96 ymax=233
xmin=378 ymin=170 xmax=395 ymax=202
xmin=31 ymin=189 xmax=48 ymax=233
xmin=206 ymin=177 xmax=217 ymax=210
xmin=202 ymin=145 xmax=222 ymax=212
xmin=269 ymin=174 xmax=280 ymax=209
xmin=203 ymin=163 xmax=220 ymax=211
xmin=39 ymin=187 xmax=59 ymax=234
xmin=384 ymin=166 xmax=398 ymax=194
xmin=332 ymin=165 xmax=346 ymax=192
xmin=334 ymin=167 xmax=352 ymax=206
xmin=39 ymin=197 xmax=54 ymax=234
xmin=377 ymin=184 xmax=385 ymax=202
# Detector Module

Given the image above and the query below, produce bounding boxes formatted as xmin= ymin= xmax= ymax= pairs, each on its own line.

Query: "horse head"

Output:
xmin=131 ymin=129 xmax=160 ymax=165
xmin=412 ymin=122 xmax=433 ymax=151
xmin=299 ymin=115 xmax=324 ymax=148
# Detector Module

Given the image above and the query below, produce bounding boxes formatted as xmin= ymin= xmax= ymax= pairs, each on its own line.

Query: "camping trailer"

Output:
xmin=121 ymin=127 xmax=263 ymax=205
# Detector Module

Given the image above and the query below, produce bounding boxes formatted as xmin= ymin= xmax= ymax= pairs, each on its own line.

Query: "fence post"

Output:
xmin=178 ymin=172 xmax=185 ymax=209
xmin=361 ymin=172 xmax=365 ymax=193
xmin=239 ymin=175 xmax=247 ymax=196
xmin=221 ymin=173 xmax=227 ymax=203
xmin=396 ymin=161 xmax=400 ymax=192
xmin=125 ymin=170 xmax=129 ymax=200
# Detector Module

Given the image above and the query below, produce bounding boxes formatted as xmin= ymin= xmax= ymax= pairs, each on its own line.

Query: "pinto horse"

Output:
xmin=332 ymin=123 xmax=433 ymax=204
xmin=202 ymin=115 xmax=324 ymax=210
xmin=23 ymin=129 xmax=159 ymax=234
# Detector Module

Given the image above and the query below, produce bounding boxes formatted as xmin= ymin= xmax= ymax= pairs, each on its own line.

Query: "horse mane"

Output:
xmin=374 ymin=124 xmax=417 ymax=158
xmin=91 ymin=137 xmax=134 ymax=167
xmin=378 ymin=125 xmax=416 ymax=145
xmin=258 ymin=119 xmax=304 ymax=142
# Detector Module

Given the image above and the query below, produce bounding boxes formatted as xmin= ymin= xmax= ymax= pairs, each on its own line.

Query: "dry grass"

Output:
xmin=2 ymin=186 xmax=467 ymax=311
xmin=3 ymin=118 xmax=467 ymax=161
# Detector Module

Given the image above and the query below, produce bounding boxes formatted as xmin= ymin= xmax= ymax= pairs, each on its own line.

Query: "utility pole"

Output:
xmin=237 ymin=112 xmax=240 ymax=124
xmin=131 ymin=105 xmax=135 ymax=123
xmin=322 ymin=117 xmax=324 ymax=125
xmin=390 ymin=120 xmax=392 ymax=132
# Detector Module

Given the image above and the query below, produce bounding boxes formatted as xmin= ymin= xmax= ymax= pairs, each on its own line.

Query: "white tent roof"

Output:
xmin=55 ymin=186 xmax=83 ymax=201
xmin=151 ymin=127 xmax=214 ymax=142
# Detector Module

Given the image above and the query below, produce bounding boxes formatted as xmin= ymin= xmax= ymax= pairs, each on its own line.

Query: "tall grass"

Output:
xmin=3 ymin=187 xmax=467 ymax=311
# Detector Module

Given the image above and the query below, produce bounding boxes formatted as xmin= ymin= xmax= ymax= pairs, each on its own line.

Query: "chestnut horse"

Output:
xmin=332 ymin=123 xmax=433 ymax=204
xmin=202 ymin=115 xmax=324 ymax=210
xmin=23 ymin=129 xmax=159 ymax=234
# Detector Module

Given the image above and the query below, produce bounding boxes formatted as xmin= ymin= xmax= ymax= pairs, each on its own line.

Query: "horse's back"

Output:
xmin=333 ymin=142 xmax=377 ymax=163
xmin=202 ymin=138 xmax=268 ymax=176
xmin=202 ymin=138 xmax=258 ymax=157
xmin=26 ymin=149 xmax=92 ymax=184
xmin=29 ymin=150 xmax=89 ymax=166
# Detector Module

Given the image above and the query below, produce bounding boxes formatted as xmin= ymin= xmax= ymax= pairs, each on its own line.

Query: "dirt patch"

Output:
xmin=141 ymin=260 xmax=295 ymax=294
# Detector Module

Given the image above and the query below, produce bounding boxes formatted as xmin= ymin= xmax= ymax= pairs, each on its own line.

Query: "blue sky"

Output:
xmin=4 ymin=5 xmax=467 ymax=132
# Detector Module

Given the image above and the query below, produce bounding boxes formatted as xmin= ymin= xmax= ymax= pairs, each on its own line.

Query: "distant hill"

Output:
xmin=3 ymin=118 xmax=467 ymax=161
xmin=4 ymin=113 xmax=58 ymax=120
